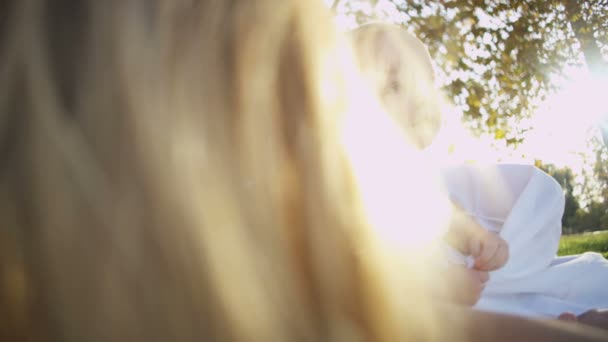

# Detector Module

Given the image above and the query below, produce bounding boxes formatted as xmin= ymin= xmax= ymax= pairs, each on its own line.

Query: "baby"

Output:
xmin=349 ymin=23 xmax=509 ymax=306
xmin=349 ymin=25 xmax=608 ymax=330
xmin=349 ymin=23 xmax=440 ymax=149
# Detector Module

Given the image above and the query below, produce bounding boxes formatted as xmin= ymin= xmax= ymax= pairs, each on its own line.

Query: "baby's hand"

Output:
xmin=444 ymin=205 xmax=509 ymax=271
xmin=467 ymin=230 xmax=509 ymax=271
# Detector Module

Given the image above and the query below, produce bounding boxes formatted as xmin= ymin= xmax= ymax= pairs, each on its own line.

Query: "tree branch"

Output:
xmin=330 ymin=0 xmax=341 ymax=11
xmin=564 ymin=0 xmax=608 ymax=78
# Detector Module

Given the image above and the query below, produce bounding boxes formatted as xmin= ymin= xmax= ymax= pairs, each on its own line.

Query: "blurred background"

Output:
xmin=327 ymin=0 xmax=608 ymax=255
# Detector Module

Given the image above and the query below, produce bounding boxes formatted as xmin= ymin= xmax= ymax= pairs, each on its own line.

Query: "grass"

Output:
xmin=558 ymin=230 xmax=608 ymax=259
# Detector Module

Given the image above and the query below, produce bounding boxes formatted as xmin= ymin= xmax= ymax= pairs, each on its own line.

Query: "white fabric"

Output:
xmin=441 ymin=164 xmax=608 ymax=318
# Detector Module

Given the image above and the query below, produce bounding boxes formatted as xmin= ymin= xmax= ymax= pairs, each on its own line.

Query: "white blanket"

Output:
xmin=441 ymin=164 xmax=608 ymax=318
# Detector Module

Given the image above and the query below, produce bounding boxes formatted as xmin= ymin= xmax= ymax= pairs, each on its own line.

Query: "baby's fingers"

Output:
xmin=473 ymin=234 xmax=509 ymax=271
xmin=479 ymin=239 xmax=509 ymax=271
xmin=471 ymin=234 xmax=498 ymax=270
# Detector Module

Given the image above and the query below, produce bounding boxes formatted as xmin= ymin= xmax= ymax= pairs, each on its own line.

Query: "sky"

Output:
xmin=433 ymin=65 xmax=607 ymax=174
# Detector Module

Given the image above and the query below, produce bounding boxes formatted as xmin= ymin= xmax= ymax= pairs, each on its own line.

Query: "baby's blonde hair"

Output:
xmin=0 ymin=1 xmax=442 ymax=341
xmin=350 ymin=23 xmax=442 ymax=149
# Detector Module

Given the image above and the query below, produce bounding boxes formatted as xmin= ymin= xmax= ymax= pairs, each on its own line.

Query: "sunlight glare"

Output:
xmin=430 ymin=65 xmax=608 ymax=173
xmin=522 ymin=66 xmax=607 ymax=171
xmin=339 ymin=64 xmax=451 ymax=253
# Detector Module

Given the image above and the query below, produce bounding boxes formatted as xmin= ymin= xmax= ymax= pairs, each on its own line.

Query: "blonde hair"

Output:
xmin=0 ymin=1 xmax=442 ymax=341
xmin=350 ymin=23 xmax=442 ymax=149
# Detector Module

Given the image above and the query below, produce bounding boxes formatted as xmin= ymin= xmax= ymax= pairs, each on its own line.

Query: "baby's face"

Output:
xmin=375 ymin=40 xmax=441 ymax=149
xmin=442 ymin=265 xmax=489 ymax=306
xmin=380 ymin=74 xmax=441 ymax=149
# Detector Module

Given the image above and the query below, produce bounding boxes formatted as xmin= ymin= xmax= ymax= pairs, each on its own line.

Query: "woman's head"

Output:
xmin=350 ymin=23 xmax=442 ymax=149
xmin=0 ymin=1 xmax=442 ymax=341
